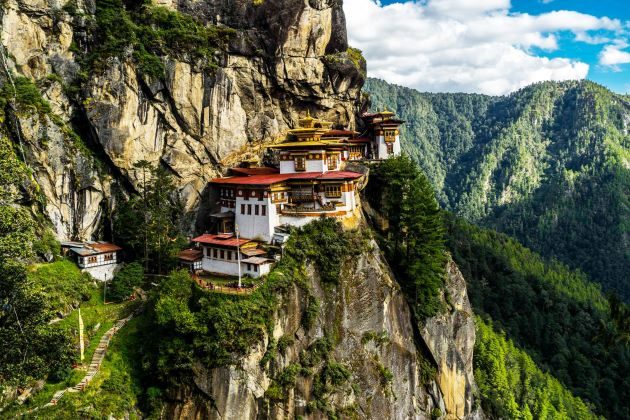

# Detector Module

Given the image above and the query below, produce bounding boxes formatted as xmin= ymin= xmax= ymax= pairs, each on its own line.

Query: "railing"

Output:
xmin=289 ymin=191 xmax=317 ymax=203
xmin=192 ymin=274 xmax=265 ymax=295
xmin=282 ymin=203 xmax=337 ymax=214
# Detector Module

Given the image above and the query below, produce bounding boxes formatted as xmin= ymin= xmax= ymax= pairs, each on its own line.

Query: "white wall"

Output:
xmin=306 ymin=158 xmax=326 ymax=172
xmin=84 ymin=263 xmax=119 ymax=282
xmin=375 ymin=135 xmax=401 ymax=159
xmin=201 ymin=256 xmax=271 ymax=279
xmin=243 ymin=263 xmax=271 ymax=278
xmin=280 ymin=160 xmax=295 ymax=174
xmin=78 ymin=252 xmax=117 ymax=268
xmin=393 ymin=135 xmax=401 ymax=156
xmin=235 ymin=196 xmax=276 ymax=242
xmin=202 ymin=258 xmax=240 ymax=276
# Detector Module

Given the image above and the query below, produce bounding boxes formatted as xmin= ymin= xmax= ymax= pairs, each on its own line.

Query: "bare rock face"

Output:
xmin=422 ymin=260 xmax=481 ymax=420
xmin=164 ymin=242 xmax=480 ymax=419
xmin=0 ymin=0 xmax=364 ymax=239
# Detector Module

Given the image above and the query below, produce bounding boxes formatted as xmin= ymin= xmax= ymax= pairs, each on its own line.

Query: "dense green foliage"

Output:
xmin=364 ymin=78 xmax=630 ymax=300
xmin=366 ymin=155 xmax=447 ymax=319
xmin=75 ymin=0 xmax=234 ymax=79
xmin=27 ymin=260 xmax=91 ymax=313
xmin=123 ymin=219 xmax=366 ymax=415
xmin=447 ymin=216 xmax=630 ymax=419
xmin=0 ymin=261 xmax=75 ymax=387
xmin=114 ymin=161 xmax=186 ymax=273
xmin=109 ymin=262 xmax=144 ymax=301
xmin=475 ymin=317 xmax=599 ymax=419
xmin=0 ymin=76 xmax=52 ymax=116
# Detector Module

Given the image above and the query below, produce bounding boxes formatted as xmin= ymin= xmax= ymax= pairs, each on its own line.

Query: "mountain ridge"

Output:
xmin=364 ymin=77 xmax=630 ymax=299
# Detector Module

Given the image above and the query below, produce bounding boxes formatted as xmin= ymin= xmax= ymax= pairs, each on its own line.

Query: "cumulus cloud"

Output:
xmin=599 ymin=43 xmax=630 ymax=70
xmin=344 ymin=0 xmax=624 ymax=95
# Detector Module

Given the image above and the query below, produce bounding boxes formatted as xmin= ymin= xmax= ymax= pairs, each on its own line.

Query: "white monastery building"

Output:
xmin=181 ymin=110 xmax=404 ymax=279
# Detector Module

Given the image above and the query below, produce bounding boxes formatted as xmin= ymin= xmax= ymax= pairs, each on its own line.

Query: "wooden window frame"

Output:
xmin=295 ymin=156 xmax=306 ymax=171
xmin=324 ymin=185 xmax=342 ymax=198
xmin=327 ymin=154 xmax=338 ymax=170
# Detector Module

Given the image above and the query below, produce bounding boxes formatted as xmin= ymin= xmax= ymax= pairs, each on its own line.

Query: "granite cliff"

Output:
xmin=1 ymin=0 xmax=364 ymax=239
xmin=0 ymin=1 xmax=481 ymax=418
xmin=164 ymin=239 xmax=480 ymax=420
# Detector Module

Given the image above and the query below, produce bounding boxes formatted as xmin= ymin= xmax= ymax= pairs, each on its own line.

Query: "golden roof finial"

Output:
xmin=306 ymin=109 xmax=311 ymax=118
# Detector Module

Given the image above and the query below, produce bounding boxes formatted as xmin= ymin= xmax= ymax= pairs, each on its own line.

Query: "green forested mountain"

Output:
xmin=447 ymin=216 xmax=630 ymax=419
xmin=364 ymin=78 xmax=630 ymax=300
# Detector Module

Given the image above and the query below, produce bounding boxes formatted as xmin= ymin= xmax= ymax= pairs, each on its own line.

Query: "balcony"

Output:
xmin=289 ymin=191 xmax=318 ymax=203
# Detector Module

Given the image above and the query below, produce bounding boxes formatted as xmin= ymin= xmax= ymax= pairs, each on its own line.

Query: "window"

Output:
xmin=262 ymin=205 xmax=267 ymax=216
xmin=254 ymin=265 xmax=258 ymax=272
xmin=247 ymin=204 xmax=252 ymax=215
xmin=327 ymin=154 xmax=338 ymax=170
xmin=295 ymin=156 xmax=306 ymax=171
xmin=255 ymin=205 xmax=259 ymax=216
xmin=241 ymin=204 xmax=245 ymax=214
xmin=104 ymin=253 xmax=113 ymax=261
xmin=220 ymin=250 xmax=225 ymax=259
xmin=246 ymin=263 xmax=251 ymax=271
xmin=325 ymin=185 xmax=342 ymax=198
xmin=386 ymin=142 xmax=394 ymax=155
xmin=213 ymin=248 xmax=218 ymax=258
xmin=227 ymin=251 xmax=232 ymax=261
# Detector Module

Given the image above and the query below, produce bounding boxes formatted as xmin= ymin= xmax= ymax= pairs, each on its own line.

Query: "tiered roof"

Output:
xmin=192 ymin=234 xmax=251 ymax=247
xmin=211 ymin=171 xmax=363 ymax=186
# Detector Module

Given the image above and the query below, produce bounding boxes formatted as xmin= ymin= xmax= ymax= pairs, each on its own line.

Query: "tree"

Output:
xmin=367 ymin=155 xmax=447 ymax=319
xmin=114 ymin=162 xmax=184 ymax=273
xmin=109 ymin=262 xmax=145 ymax=301
xmin=0 ymin=260 xmax=73 ymax=385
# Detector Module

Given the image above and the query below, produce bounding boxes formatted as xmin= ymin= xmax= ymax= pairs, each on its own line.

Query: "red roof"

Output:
xmin=177 ymin=248 xmax=203 ymax=262
xmin=90 ymin=243 xmax=122 ymax=253
xmin=192 ymin=234 xmax=251 ymax=248
xmin=211 ymin=171 xmax=363 ymax=186
xmin=230 ymin=167 xmax=279 ymax=176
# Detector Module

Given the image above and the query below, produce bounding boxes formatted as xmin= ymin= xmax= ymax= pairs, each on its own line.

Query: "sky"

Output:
xmin=343 ymin=0 xmax=630 ymax=95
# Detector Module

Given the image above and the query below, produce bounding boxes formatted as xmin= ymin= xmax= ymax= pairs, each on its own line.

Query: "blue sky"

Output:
xmin=511 ymin=0 xmax=629 ymax=93
xmin=345 ymin=0 xmax=629 ymax=95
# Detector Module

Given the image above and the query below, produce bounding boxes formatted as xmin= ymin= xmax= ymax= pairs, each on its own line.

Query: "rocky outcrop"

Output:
xmin=0 ymin=0 xmax=364 ymax=240
xmin=164 ymin=241 xmax=480 ymax=419
xmin=422 ymin=260 xmax=481 ymax=420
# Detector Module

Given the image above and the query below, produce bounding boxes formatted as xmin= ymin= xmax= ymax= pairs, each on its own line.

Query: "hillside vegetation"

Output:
xmin=364 ymin=78 xmax=630 ymax=300
xmin=447 ymin=216 xmax=630 ymax=419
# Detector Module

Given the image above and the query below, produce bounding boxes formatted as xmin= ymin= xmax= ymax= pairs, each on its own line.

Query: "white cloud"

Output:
xmin=599 ymin=43 xmax=630 ymax=70
xmin=344 ymin=0 xmax=624 ymax=94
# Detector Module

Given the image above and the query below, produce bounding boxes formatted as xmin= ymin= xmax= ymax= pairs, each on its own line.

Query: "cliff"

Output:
xmin=0 ymin=2 xmax=482 ymax=419
xmin=163 ymin=238 xmax=480 ymax=420
xmin=0 ymin=0 xmax=364 ymax=239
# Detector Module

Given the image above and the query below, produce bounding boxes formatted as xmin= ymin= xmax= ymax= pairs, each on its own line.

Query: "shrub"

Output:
xmin=109 ymin=262 xmax=144 ymax=301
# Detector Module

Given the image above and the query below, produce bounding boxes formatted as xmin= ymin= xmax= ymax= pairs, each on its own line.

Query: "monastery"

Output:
xmin=180 ymin=110 xmax=403 ymax=279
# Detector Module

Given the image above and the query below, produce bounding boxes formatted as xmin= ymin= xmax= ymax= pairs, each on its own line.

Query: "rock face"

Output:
xmin=422 ymin=260 xmax=480 ymax=420
xmin=1 ymin=2 xmax=481 ymax=418
xmin=0 ymin=0 xmax=364 ymax=239
xmin=164 ymin=241 xmax=480 ymax=419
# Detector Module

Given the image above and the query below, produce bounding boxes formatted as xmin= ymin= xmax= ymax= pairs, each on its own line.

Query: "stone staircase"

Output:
xmin=44 ymin=313 xmax=135 ymax=407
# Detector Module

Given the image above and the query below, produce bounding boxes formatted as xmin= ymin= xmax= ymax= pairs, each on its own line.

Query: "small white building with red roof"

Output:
xmin=62 ymin=241 xmax=122 ymax=281
xmin=191 ymin=234 xmax=274 ymax=278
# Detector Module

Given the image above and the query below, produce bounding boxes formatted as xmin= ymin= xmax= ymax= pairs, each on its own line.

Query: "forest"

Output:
xmin=364 ymin=77 xmax=630 ymax=301
xmin=447 ymin=216 xmax=630 ymax=419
